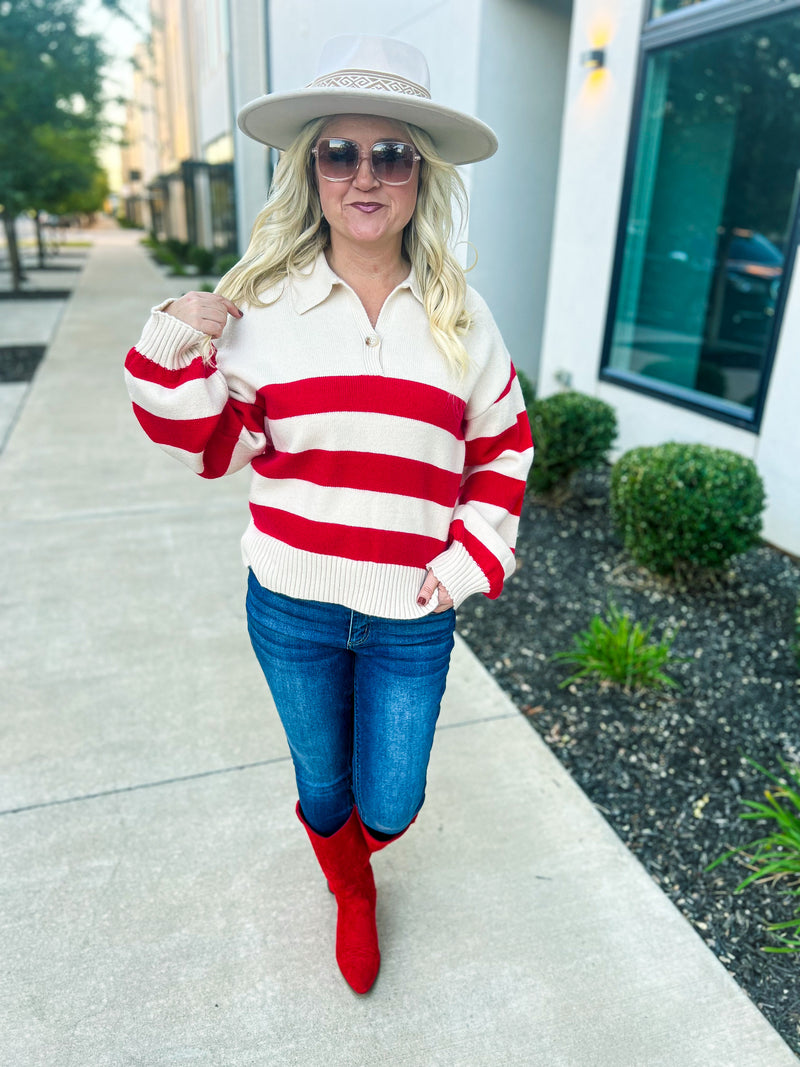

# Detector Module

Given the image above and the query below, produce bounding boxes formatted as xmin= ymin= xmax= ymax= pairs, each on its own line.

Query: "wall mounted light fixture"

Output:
xmin=580 ymin=48 xmax=606 ymax=70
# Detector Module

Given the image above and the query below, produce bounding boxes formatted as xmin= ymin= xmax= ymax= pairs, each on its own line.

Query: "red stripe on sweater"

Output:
xmin=495 ymin=364 xmax=516 ymax=404
xmin=132 ymin=403 xmax=220 ymax=454
xmin=199 ymin=399 xmax=264 ymax=478
xmin=252 ymin=449 xmax=461 ymax=506
xmin=460 ymin=470 xmax=526 ymax=517
xmin=465 ymin=409 xmax=532 ymax=467
xmin=251 ymin=505 xmax=446 ymax=567
xmin=259 ymin=376 xmax=466 ymax=437
xmin=450 ymin=519 xmax=504 ymax=598
xmin=125 ymin=347 xmax=214 ymax=387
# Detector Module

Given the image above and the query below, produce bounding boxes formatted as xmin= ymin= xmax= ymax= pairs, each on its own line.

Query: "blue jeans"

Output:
xmin=246 ymin=571 xmax=456 ymax=837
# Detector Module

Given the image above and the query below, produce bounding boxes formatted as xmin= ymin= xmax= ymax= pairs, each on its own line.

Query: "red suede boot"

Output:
xmin=296 ymin=803 xmax=380 ymax=994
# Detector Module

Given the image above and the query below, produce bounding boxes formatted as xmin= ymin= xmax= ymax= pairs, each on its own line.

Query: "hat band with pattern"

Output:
xmin=310 ymin=69 xmax=432 ymax=100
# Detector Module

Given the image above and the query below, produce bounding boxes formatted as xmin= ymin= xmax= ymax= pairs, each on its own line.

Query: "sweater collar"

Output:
xmin=290 ymin=250 xmax=423 ymax=314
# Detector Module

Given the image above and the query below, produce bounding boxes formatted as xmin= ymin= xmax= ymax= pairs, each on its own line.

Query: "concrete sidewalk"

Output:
xmin=1 ymin=228 xmax=796 ymax=1067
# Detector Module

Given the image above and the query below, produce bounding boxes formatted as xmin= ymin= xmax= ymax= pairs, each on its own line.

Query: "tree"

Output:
xmin=0 ymin=0 xmax=106 ymax=288
xmin=26 ymin=124 xmax=110 ymax=265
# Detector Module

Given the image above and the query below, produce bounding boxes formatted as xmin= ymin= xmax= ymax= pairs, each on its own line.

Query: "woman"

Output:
xmin=125 ymin=34 xmax=533 ymax=995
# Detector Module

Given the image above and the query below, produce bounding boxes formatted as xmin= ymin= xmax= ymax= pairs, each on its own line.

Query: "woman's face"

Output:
xmin=315 ymin=114 xmax=420 ymax=260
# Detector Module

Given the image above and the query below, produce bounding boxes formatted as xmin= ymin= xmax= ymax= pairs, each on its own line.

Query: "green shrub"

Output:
xmin=527 ymin=391 xmax=617 ymax=495
xmin=610 ymin=442 xmax=765 ymax=576
xmin=151 ymin=245 xmax=180 ymax=269
xmin=552 ymin=602 xmax=682 ymax=691
xmin=794 ymin=594 xmax=800 ymax=672
xmin=216 ymin=252 xmax=240 ymax=276
xmin=516 ymin=368 xmax=536 ymax=408
xmin=187 ymin=245 xmax=215 ymax=274
xmin=707 ymin=757 xmax=800 ymax=953
xmin=164 ymin=237 xmax=190 ymax=261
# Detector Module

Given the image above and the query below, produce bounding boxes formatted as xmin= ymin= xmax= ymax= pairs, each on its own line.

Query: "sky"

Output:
xmin=77 ymin=0 xmax=151 ymax=192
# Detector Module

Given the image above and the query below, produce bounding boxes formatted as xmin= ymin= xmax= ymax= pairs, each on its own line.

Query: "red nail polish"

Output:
xmin=417 ymin=596 xmax=427 ymax=606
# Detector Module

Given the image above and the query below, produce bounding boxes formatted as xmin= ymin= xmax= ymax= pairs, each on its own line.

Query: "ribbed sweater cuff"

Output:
xmin=427 ymin=541 xmax=490 ymax=609
xmin=133 ymin=303 xmax=207 ymax=368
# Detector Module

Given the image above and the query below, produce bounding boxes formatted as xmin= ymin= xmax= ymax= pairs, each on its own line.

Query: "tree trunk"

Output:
xmin=35 ymin=212 xmax=46 ymax=268
xmin=1 ymin=208 xmax=24 ymax=291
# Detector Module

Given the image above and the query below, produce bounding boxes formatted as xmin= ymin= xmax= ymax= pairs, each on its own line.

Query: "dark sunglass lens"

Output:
xmin=318 ymin=138 xmax=359 ymax=178
xmin=372 ymin=142 xmax=415 ymax=183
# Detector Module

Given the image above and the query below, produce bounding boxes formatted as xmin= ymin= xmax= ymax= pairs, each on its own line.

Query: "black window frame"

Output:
xmin=600 ymin=0 xmax=800 ymax=433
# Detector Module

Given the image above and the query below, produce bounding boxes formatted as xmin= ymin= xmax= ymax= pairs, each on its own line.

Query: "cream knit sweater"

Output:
xmin=124 ymin=252 xmax=533 ymax=619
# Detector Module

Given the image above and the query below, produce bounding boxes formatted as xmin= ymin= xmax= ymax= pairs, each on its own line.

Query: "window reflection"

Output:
xmin=651 ymin=0 xmax=709 ymax=20
xmin=606 ymin=13 xmax=800 ymax=420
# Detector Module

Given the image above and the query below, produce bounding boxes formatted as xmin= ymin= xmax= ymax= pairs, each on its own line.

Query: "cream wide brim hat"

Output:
xmin=237 ymin=34 xmax=498 ymax=165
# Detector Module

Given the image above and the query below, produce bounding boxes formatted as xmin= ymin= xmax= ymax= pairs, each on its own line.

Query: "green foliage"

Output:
xmin=216 ymin=252 xmax=240 ymax=276
xmin=146 ymin=238 xmax=232 ymax=277
xmin=0 ymin=2 xmax=106 ymax=195
xmin=552 ymin=602 xmax=682 ymax=692
xmin=164 ymin=237 xmax=190 ymax=261
xmin=610 ymin=442 xmax=765 ymax=576
xmin=527 ymin=391 xmax=617 ymax=495
xmin=151 ymin=244 xmax=180 ymax=269
xmin=0 ymin=0 xmax=107 ymax=285
xmin=187 ymin=245 xmax=215 ymax=274
xmin=708 ymin=758 xmax=800 ymax=953
xmin=515 ymin=368 xmax=536 ymax=408
xmin=794 ymin=595 xmax=800 ymax=673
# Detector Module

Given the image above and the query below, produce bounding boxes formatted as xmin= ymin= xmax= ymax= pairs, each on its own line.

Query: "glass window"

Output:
xmin=604 ymin=10 xmax=800 ymax=423
xmin=651 ymin=0 xmax=709 ymax=19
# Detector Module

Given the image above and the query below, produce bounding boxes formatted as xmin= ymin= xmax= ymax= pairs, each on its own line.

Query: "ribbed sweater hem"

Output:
xmin=241 ymin=524 xmax=441 ymax=619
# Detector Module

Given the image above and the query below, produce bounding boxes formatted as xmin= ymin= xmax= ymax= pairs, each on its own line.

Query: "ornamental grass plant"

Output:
xmin=708 ymin=758 xmax=800 ymax=953
xmin=552 ymin=602 xmax=683 ymax=692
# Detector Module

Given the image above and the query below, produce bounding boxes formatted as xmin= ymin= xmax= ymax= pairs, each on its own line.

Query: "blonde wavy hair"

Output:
xmin=215 ymin=117 xmax=473 ymax=373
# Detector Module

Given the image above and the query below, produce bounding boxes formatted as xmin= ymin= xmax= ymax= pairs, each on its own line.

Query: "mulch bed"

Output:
xmin=456 ymin=467 xmax=800 ymax=1055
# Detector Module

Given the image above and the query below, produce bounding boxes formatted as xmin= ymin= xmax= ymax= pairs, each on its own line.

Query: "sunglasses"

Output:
xmin=312 ymin=137 xmax=421 ymax=185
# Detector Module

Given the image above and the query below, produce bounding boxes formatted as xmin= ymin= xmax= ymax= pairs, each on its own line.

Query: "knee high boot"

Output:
xmin=296 ymin=803 xmax=380 ymax=995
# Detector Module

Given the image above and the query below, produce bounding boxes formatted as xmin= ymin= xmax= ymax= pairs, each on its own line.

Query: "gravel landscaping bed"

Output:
xmin=457 ymin=467 xmax=800 ymax=1055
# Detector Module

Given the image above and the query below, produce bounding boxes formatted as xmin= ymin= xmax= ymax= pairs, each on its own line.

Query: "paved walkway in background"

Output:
xmin=1 ymin=227 xmax=797 ymax=1067
xmin=0 ymin=236 xmax=90 ymax=450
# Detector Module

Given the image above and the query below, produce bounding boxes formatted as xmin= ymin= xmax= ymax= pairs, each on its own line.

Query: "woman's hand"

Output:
xmin=417 ymin=570 xmax=454 ymax=613
xmin=164 ymin=292 xmax=242 ymax=338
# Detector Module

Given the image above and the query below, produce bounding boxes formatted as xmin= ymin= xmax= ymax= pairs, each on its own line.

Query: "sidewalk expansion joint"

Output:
xmin=437 ymin=711 xmax=519 ymax=731
xmin=0 ymin=755 xmax=292 ymax=818
xmin=2 ymin=714 xmax=520 ymax=818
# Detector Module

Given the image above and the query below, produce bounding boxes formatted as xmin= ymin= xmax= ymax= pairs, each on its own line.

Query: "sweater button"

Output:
xmin=365 ymin=335 xmax=379 ymax=347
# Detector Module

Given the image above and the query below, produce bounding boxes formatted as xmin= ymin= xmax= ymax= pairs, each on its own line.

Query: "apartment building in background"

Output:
xmin=122 ymin=0 xmax=800 ymax=556
xmin=121 ymin=0 xmax=243 ymax=254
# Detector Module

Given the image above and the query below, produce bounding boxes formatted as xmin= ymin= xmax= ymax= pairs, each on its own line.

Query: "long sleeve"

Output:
xmin=426 ymin=348 xmax=533 ymax=608
xmin=123 ymin=306 xmax=268 ymax=479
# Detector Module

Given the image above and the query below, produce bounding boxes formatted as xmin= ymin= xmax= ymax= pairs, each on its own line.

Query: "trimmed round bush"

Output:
xmin=187 ymin=245 xmax=215 ymax=274
xmin=516 ymin=368 xmax=536 ymax=409
xmin=610 ymin=442 xmax=765 ymax=575
xmin=216 ymin=252 xmax=240 ymax=276
xmin=528 ymin=391 xmax=617 ymax=495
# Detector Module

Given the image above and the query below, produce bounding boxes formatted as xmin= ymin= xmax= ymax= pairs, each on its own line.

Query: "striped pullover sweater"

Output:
xmin=124 ymin=252 xmax=533 ymax=619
